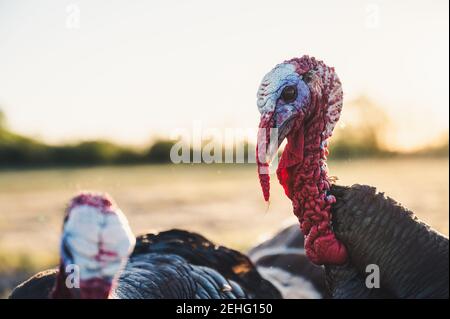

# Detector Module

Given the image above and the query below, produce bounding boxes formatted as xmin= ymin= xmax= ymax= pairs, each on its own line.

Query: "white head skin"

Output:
xmin=52 ymin=193 xmax=135 ymax=299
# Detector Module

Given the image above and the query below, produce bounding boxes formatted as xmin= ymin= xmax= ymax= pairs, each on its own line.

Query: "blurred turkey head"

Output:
xmin=51 ymin=193 xmax=135 ymax=299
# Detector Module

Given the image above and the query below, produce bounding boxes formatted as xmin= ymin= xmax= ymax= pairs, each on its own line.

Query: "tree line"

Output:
xmin=0 ymin=107 xmax=447 ymax=168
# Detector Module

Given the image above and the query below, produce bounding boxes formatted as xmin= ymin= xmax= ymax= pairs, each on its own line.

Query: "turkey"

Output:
xmin=255 ymin=55 xmax=449 ymax=298
xmin=9 ymin=192 xmax=320 ymax=299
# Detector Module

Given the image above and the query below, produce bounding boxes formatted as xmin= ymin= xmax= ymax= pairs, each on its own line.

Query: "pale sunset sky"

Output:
xmin=0 ymin=0 xmax=448 ymax=151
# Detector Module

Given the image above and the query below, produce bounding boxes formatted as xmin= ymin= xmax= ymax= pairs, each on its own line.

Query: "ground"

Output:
xmin=0 ymin=158 xmax=448 ymax=297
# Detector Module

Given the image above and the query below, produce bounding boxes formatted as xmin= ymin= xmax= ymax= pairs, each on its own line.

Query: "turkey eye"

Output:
xmin=281 ymin=85 xmax=297 ymax=103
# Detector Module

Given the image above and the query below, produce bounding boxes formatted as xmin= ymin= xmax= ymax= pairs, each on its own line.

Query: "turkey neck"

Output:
xmin=277 ymin=112 xmax=347 ymax=265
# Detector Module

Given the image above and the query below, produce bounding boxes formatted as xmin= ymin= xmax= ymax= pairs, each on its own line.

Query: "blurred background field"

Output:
xmin=0 ymin=158 xmax=448 ymax=297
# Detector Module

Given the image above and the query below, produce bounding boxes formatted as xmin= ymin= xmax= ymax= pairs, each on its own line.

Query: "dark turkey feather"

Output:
xmin=327 ymin=184 xmax=449 ymax=299
xmin=132 ymin=229 xmax=281 ymax=298
xmin=8 ymin=269 xmax=57 ymax=299
xmin=248 ymin=225 xmax=327 ymax=298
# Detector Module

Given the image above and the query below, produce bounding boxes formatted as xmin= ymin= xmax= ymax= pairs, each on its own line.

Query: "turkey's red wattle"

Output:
xmin=79 ymin=278 xmax=112 ymax=299
xmin=276 ymin=112 xmax=347 ymax=265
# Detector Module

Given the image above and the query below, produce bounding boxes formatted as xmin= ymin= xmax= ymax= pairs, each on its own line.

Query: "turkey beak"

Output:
xmin=257 ymin=108 xmax=297 ymax=166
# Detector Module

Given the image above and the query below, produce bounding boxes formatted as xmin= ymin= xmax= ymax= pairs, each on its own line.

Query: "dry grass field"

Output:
xmin=0 ymin=158 xmax=448 ymax=297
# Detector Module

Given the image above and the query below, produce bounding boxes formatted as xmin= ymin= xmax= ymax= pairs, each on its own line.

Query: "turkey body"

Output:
xmin=245 ymin=183 xmax=449 ymax=299
xmin=9 ymin=229 xmax=281 ymax=299
xmin=326 ymin=184 xmax=449 ymax=299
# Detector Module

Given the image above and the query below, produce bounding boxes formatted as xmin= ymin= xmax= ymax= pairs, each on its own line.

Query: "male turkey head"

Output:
xmin=51 ymin=193 xmax=135 ymax=299
xmin=256 ymin=55 xmax=347 ymax=265
xmin=256 ymin=56 xmax=343 ymax=201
